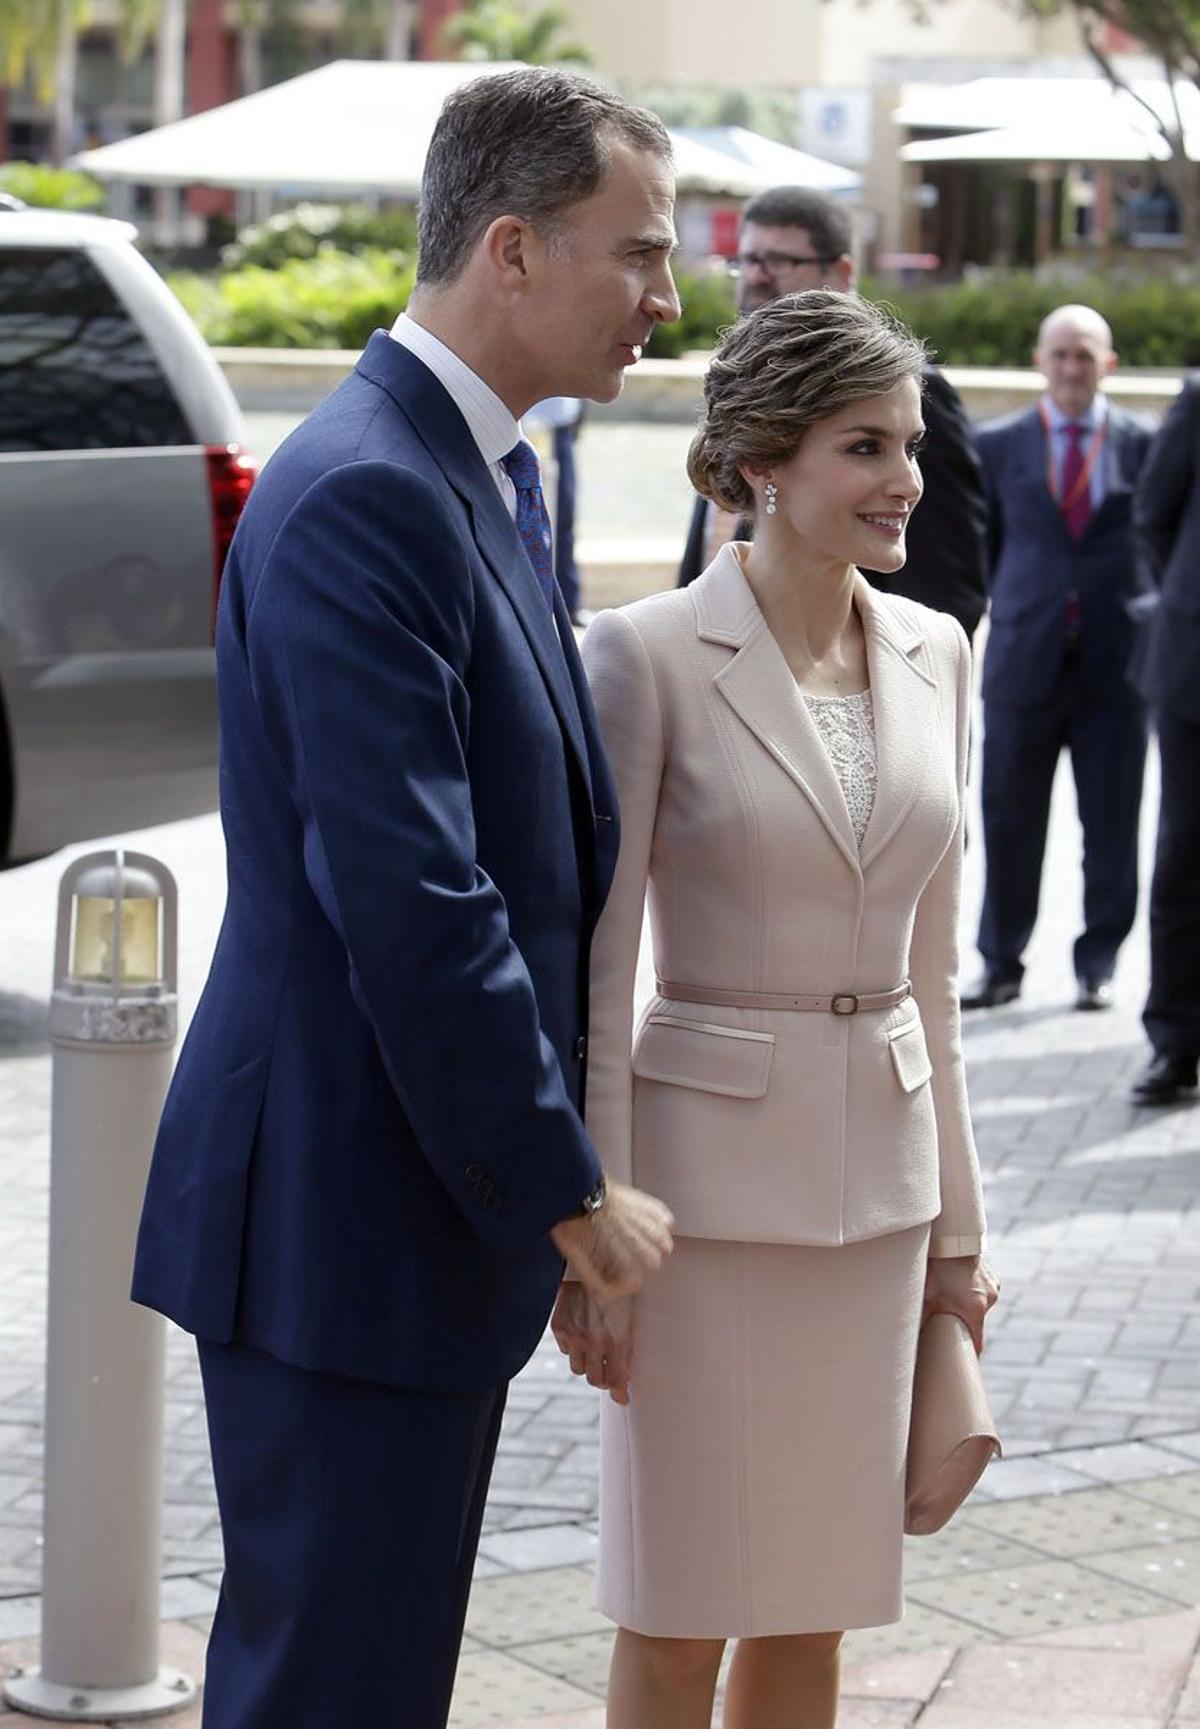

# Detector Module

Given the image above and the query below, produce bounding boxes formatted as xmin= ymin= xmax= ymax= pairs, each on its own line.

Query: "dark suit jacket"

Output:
xmin=133 ymin=331 xmax=618 ymax=1394
xmin=677 ymin=365 xmax=989 ymax=641
xmin=1133 ymin=375 xmax=1200 ymax=725
xmin=978 ymin=401 xmax=1154 ymax=709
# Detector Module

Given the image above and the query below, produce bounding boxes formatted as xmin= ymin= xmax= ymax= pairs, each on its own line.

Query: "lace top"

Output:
xmin=801 ymin=688 xmax=877 ymax=850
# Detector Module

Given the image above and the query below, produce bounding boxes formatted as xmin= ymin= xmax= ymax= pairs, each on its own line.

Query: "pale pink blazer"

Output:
xmin=581 ymin=545 xmax=986 ymax=1258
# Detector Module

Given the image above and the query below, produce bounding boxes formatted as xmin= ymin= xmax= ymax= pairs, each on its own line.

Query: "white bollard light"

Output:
xmin=3 ymin=850 xmax=197 ymax=1722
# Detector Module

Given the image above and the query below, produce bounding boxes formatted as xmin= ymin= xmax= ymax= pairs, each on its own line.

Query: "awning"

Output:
xmin=672 ymin=125 xmax=860 ymax=193
xmin=897 ymin=75 xmax=1200 ymax=166
xmin=70 ymin=60 xmax=827 ymax=199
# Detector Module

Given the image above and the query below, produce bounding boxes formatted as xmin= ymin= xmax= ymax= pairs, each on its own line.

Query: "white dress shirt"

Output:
xmin=389 ymin=312 xmax=521 ymax=519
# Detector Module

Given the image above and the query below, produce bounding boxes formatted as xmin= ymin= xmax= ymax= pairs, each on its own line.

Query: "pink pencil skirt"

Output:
xmin=596 ymin=1225 xmax=930 ymax=1638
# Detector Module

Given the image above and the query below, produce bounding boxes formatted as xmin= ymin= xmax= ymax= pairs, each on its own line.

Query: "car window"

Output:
xmin=0 ymin=246 xmax=193 ymax=452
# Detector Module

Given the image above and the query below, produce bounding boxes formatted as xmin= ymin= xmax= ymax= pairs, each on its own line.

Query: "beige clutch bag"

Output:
xmin=904 ymin=1312 xmax=1001 ymax=1537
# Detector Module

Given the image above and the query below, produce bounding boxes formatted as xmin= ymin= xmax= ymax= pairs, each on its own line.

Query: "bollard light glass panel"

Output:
xmin=60 ymin=854 xmax=174 ymax=997
xmin=73 ymin=892 xmax=160 ymax=986
xmin=49 ymin=851 xmax=178 ymax=1050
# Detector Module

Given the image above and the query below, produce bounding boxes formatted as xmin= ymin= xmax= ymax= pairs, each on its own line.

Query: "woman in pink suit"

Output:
xmin=554 ymin=291 xmax=998 ymax=1729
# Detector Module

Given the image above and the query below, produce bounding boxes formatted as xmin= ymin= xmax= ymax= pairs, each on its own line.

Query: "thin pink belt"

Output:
xmin=655 ymin=980 xmax=912 ymax=1017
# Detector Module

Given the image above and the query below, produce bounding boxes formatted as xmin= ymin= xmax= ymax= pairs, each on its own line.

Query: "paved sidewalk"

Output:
xmin=2 ymin=627 xmax=1200 ymax=1721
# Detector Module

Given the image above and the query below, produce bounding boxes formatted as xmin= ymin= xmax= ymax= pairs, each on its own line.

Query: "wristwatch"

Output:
xmin=568 ymin=1175 xmax=607 ymax=1219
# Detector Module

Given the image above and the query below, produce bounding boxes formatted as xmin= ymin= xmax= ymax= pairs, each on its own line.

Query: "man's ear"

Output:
xmin=481 ymin=214 xmax=530 ymax=284
xmin=1105 ymin=349 xmax=1119 ymax=375
xmin=831 ymin=253 xmax=855 ymax=293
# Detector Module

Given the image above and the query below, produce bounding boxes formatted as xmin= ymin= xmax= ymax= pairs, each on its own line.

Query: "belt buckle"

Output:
xmin=831 ymin=993 xmax=859 ymax=1016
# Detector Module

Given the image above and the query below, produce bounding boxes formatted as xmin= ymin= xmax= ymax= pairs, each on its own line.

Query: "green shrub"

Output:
xmin=0 ymin=160 xmax=105 ymax=211
xmin=169 ymin=247 xmax=416 ymax=348
xmin=221 ymin=202 xmax=418 ymax=271
xmin=647 ymin=266 xmax=736 ymax=358
xmin=862 ymin=272 xmax=1200 ymax=369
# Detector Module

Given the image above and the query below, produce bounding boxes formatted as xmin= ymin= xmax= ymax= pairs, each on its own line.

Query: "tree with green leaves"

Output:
xmin=440 ymin=0 xmax=593 ymax=64
xmin=1016 ymin=0 xmax=1200 ymax=247
xmin=1 ymin=0 xmax=163 ymax=165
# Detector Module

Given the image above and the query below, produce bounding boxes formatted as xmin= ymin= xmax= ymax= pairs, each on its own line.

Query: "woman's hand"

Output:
xmin=923 ymin=1255 xmax=1000 ymax=1355
xmin=551 ymin=1284 xmax=635 ymax=1406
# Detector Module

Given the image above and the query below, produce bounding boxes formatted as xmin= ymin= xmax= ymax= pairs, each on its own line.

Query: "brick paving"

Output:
xmin=1 ymin=424 xmax=1199 ymax=1718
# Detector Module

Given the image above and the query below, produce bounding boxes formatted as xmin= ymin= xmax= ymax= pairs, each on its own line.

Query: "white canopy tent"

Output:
xmin=70 ymin=59 xmax=834 ymax=199
xmin=897 ymin=76 xmax=1200 ymax=166
xmin=672 ymin=125 xmax=860 ymax=193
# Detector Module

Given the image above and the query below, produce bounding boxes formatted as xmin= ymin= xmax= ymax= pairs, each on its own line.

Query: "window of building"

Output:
xmin=0 ymin=246 xmax=192 ymax=452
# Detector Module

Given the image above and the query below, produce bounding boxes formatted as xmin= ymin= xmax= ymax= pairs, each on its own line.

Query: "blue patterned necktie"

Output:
xmin=501 ymin=438 xmax=556 ymax=610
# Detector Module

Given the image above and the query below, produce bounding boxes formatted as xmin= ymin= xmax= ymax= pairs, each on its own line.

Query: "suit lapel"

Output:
xmin=1086 ymin=408 xmax=1134 ymax=537
xmin=854 ymin=577 xmax=942 ymax=870
xmin=694 ymin=552 xmax=944 ymax=876
xmin=355 ymin=333 xmax=593 ymax=806
xmin=697 ymin=548 xmax=862 ymax=874
xmin=1019 ymin=408 xmax=1072 ymax=539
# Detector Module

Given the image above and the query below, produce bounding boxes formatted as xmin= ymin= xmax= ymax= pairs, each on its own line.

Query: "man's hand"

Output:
xmin=923 ymin=1254 xmax=1000 ymax=1355
xmin=550 ymin=1179 xmax=674 ymax=1304
xmin=551 ymin=1285 xmax=634 ymax=1405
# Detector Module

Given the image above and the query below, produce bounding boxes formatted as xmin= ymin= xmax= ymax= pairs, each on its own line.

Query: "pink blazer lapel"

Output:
xmin=854 ymin=575 xmax=945 ymax=870
xmin=694 ymin=548 xmax=862 ymax=874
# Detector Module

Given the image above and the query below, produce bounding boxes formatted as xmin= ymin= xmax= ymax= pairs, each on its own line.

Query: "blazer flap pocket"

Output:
xmin=888 ymin=1019 xmax=933 ymax=1093
xmin=633 ymin=1014 xmax=775 ymax=1099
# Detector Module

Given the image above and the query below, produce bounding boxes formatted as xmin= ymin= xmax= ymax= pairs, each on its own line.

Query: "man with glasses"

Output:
xmin=677 ymin=185 xmax=989 ymax=643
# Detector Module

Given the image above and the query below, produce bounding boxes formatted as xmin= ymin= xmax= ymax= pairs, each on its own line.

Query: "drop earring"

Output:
xmin=764 ymin=480 xmax=778 ymax=516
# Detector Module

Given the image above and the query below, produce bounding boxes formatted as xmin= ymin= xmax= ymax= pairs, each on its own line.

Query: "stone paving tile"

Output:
xmin=476 ymin=1524 xmax=599 ymax=1575
xmin=959 ymin=1481 xmax=1200 ymax=1558
xmin=841 ymin=1603 xmax=999 ymax=1660
xmin=465 ymin=1567 xmax=607 ymax=1648
xmin=910 ymin=1556 xmax=1189 ymax=1640
xmin=925 ymin=1641 xmax=1189 ymax=1720
xmin=1028 ymin=1605 xmax=1200 ymax=1653
xmin=840 ymin=1643 xmax=956 ymax=1701
xmin=1087 ymin=1538 xmax=1200 ymax=1606
xmin=447 ymin=1649 xmax=600 ymax=1728
xmin=513 ymin=1632 xmax=611 ymax=1698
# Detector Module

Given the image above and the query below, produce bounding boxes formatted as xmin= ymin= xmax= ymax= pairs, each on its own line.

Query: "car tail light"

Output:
xmin=205 ymin=443 xmax=258 ymax=637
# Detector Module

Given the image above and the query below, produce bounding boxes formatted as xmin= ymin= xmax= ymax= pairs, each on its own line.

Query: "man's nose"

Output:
xmin=646 ymin=264 xmax=682 ymax=325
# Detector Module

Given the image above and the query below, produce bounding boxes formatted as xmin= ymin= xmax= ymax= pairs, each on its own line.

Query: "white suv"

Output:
xmin=0 ymin=208 xmax=256 ymax=864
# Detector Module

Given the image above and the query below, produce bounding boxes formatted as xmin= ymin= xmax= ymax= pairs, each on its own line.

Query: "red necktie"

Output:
xmin=1061 ymin=423 xmax=1092 ymax=541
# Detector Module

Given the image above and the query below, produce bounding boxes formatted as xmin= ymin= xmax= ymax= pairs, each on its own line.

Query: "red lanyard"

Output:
xmin=1039 ymin=402 xmax=1107 ymax=514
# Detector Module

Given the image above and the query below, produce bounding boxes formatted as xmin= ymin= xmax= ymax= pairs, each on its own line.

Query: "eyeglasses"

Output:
xmin=728 ymin=251 xmax=836 ymax=277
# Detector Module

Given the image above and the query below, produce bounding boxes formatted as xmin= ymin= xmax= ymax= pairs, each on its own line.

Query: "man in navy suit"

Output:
xmin=963 ymin=305 xmax=1154 ymax=1011
xmin=133 ymin=68 xmax=678 ymax=1727
xmin=1130 ymin=376 xmax=1200 ymax=1103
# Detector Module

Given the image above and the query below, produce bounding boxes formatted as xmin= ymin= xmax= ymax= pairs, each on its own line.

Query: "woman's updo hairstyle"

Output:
xmin=687 ymin=289 xmax=928 ymax=515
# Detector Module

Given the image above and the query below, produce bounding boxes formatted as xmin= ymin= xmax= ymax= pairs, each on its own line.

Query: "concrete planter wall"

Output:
xmin=216 ymin=346 xmax=1183 ymax=425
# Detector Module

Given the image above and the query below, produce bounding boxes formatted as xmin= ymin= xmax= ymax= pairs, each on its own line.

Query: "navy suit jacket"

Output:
xmin=1132 ymin=375 xmax=1200 ymax=725
xmin=133 ymin=331 xmax=619 ymax=1393
xmin=978 ymin=402 xmax=1154 ymax=708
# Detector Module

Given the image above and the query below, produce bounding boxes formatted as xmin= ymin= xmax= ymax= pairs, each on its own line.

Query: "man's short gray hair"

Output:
xmin=417 ymin=67 xmax=673 ymax=286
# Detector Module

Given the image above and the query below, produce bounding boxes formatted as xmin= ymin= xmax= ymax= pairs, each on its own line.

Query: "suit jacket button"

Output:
xmin=483 ymin=1193 xmax=502 ymax=1212
xmin=465 ymin=1163 xmax=483 ymax=1183
xmin=574 ymin=1035 xmax=587 ymax=1060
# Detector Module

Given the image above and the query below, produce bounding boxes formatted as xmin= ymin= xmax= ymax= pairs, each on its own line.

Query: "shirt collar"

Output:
xmin=1041 ymin=392 xmax=1108 ymax=436
xmin=389 ymin=312 xmax=519 ymax=469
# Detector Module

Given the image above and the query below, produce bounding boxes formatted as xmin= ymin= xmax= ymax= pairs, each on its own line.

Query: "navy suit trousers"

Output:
xmin=1145 ymin=708 xmax=1200 ymax=1062
xmin=978 ymin=660 xmax=1148 ymax=984
xmin=198 ymin=1342 xmax=506 ymax=1729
